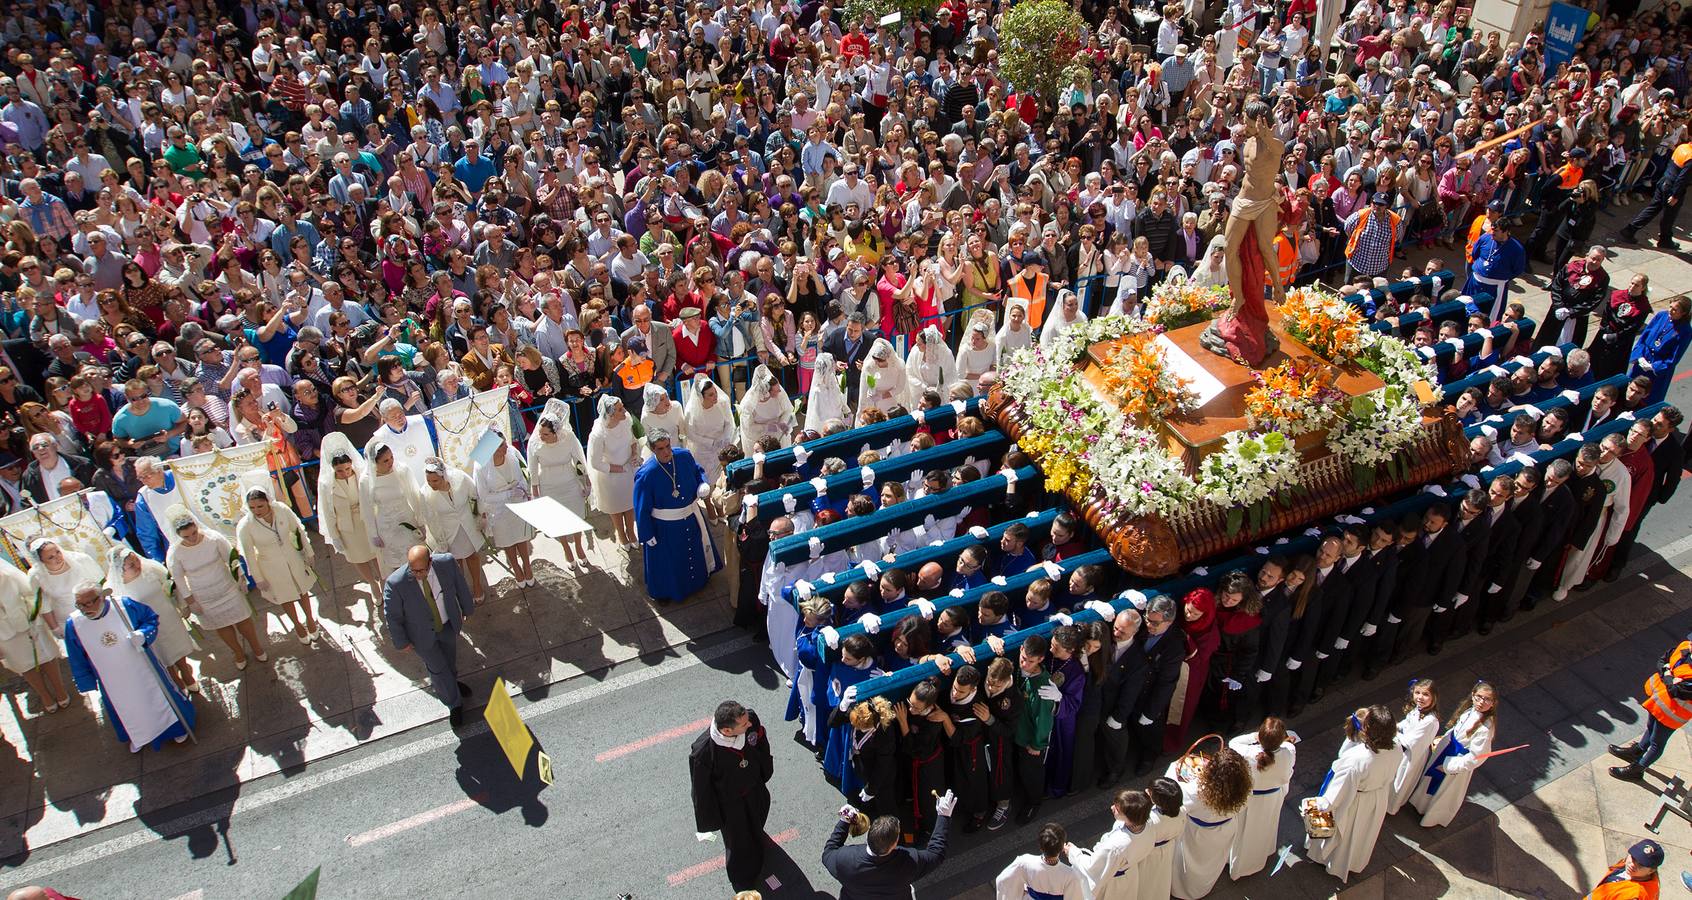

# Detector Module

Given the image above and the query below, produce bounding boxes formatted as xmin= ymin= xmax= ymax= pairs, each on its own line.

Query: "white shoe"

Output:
xmin=255 ymin=651 xmax=270 ymax=663
xmin=235 ymin=657 xmax=248 ymax=671
xmin=174 ymin=734 xmax=189 ymax=744
xmin=1551 ymin=590 xmax=1568 ymax=602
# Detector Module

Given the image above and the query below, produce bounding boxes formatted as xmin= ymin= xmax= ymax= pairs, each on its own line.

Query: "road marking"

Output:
xmin=346 ymin=797 xmax=481 ymax=848
xmin=596 ymin=718 xmax=710 ymax=763
xmin=165 ymin=891 xmax=203 ymax=900
xmin=2 ymin=633 xmax=758 ymax=886
xmin=666 ymin=828 xmax=801 ymax=887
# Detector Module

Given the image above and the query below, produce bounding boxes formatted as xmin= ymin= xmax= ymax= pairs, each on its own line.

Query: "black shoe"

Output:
xmin=1361 ymin=667 xmax=1379 ymax=681
xmin=1610 ymin=743 xmax=1644 ymax=762
xmin=1308 ymin=687 xmax=1326 ymax=703
xmin=1287 ymin=704 xmax=1305 ymax=719
xmin=457 ymin=681 xmax=473 ymax=701
xmin=449 ymin=705 xmax=466 ymax=730
xmin=1604 ymin=568 xmax=1623 ymax=583
xmin=1575 ymin=581 xmax=1596 ymax=593
xmin=988 ymin=806 xmax=1010 ymax=830
xmin=1497 ymin=612 xmax=1515 ymax=624
xmin=1520 ymin=596 xmax=1539 ymax=611
xmin=1096 ymin=772 xmax=1117 ymax=790
xmin=1015 ymin=803 xmax=1041 ymax=825
xmin=1610 ymin=763 xmax=1646 ymax=781
xmin=750 ymin=629 xmax=770 ymax=644
xmin=1619 ymin=230 xmax=1639 ymax=244
xmin=1660 ymin=240 xmax=1682 ymax=252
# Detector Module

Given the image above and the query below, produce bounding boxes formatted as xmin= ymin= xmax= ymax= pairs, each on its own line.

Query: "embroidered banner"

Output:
xmin=168 ymin=443 xmax=276 ymax=539
xmin=432 ymin=385 xmax=512 ymax=474
xmin=0 ymin=490 xmax=120 ymax=570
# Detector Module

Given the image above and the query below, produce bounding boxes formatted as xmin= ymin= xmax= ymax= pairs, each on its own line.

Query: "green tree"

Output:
xmin=999 ymin=0 xmax=1089 ymax=115
xmin=842 ymin=0 xmax=941 ymax=29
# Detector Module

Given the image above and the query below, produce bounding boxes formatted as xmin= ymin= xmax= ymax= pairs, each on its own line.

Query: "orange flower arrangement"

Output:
xmin=1280 ymin=287 xmax=1367 ymax=364
xmin=1101 ymin=332 xmax=1198 ymax=422
xmin=1243 ymin=360 xmax=1344 ymax=436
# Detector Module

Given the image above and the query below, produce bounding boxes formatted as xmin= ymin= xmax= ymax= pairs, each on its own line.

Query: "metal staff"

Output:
xmin=107 ymin=592 xmax=198 ymax=744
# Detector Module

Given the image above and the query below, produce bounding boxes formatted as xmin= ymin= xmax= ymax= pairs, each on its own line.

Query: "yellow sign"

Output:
xmin=537 ymin=751 xmax=554 ymax=787
xmin=483 ymin=677 xmax=534 ymax=779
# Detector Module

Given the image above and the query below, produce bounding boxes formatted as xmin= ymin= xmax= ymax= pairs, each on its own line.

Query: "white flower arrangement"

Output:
xmin=1091 ymin=421 xmax=1195 ymax=519
xmin=1327 ymin=386 xmax=1425 ymax=487
xmin=1044 ymin=313 xmax=1152 ymax=366
xmin=1194 ymin=430 xmax=1305 ymax=533
xmin=1357 ymin=330 xmax=1439 ymax=396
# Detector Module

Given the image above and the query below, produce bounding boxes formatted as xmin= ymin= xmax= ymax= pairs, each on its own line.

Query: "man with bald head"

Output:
xmin=383 ymin=545 xmax=476 ymax=729
xmin=912 ymin=561 xmax=949 ymax=599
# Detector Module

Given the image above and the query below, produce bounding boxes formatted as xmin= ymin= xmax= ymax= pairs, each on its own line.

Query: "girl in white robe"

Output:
xmin=360 ymin=440 xmax=424 ymax=577
xmin=803 ymin=352 xmax=850 ymax=434
xmin=954 ymin=319 xmax=999 ymax=385
xmin=1069 ymin=790 xmax=1157 ymax=900
xmin=28 ymin=540 xmax=105 ymax=637
xmin=1039 ymin=289 xmax=1090 ymax=351
xmin=639 ymin=383 xmax=686 ymax=460
xmin=738 ymin=365 xmax=797 ymax=454
xmin=527 ymin=401 xmax=592 ymax=566
xmin=474 ymin=439 xmax=536 ymax=588
xmin=1167 ymin=746 xmax=1253 ymax=899
xmin=167 ymin=514 xmax=266 ymax=669
xmin=106 ymin=546 xmax=199 ymax=692
xmin=995 ymin=299 xmax=1034 ymax=359
xmin=316 ymin=432 xmax=384 ymax=606
xmin=1228 ymin=717 xmax=1297 ymax=879
xmin=1139 ymin=777 xmax=1186 ymax=900
xmin=681 ymin=374 xmax=737 ymax=484
xmin=903 ymin=325 xmax=956 ymax=407
xmin=857 ymin=339 xmax=909 ymax=418
xmin=0 ymin=557 xmax=70 ymax=712
xmin=235 ymin=485 xmax=322 ymax=643
xmin=1410 ymin=681 xmax=1497 ymax=828
xmin=1306 ymin=705 xmax=1402 ymax=882
xmin=586 ymin=395 xmax=640 ymax=544
xmin=1387 ymin=678 xmax=1443 ymax=815
xmin=416 ymin=458 xmax=489 ymax=602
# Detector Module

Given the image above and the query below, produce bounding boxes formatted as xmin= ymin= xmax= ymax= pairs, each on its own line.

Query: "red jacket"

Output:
xmin=672 ymin=322 xmax=715 ymax=370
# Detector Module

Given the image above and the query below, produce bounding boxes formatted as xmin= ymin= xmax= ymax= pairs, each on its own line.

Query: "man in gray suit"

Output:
xmin=384 ymin=545 xmax=476 ymax=729
xmin=621 ymin=303 xmax=676 ymax=385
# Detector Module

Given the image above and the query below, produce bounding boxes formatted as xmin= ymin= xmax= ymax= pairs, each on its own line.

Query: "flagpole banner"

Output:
xmin=0 ymin=490 xmax=119 ymax=569
xmin=432 ymin=386 xmax=512 ymax=474
xmin=168 ymin=443 xmax=276 ymax=539
xmin=1542 ymin=2 xmax=1588 ymax=81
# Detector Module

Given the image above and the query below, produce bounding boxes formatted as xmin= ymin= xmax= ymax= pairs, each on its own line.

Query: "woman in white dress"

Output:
xmin=856 ymin=339 xmax=908 ymax=417
xmin=167 ymin=514 xmax=266 ymax=669
xmin=0 ymin=556 xmax=71 ymax=712
xmin=235 ymin=485 xmax=322 ymax=643
xmin=1038 ymin=289 xmax=1089 ymax=351
xmin=955 ymin=319 xmax=999 ymax=385
xmin=527 ymin=400 xmax=593 ymax=566
xmin=416 ymin=457 xmax=489 ymax=602
xmin=315 ymin=432 xmax=384 ymax=606
xmin=1306 ymin=705 xmax=1402 ymax=882
xmin=1140 ymin=777 xmax=1187 ymax=900
xmin=682 ymin=374 xmax=737 ymax=484
xmin=1168 ymin=743 xmax=1253 ymax=899
xmin=474 ymin=438 xmax=536 ymax=588
xmin=360 ymin=441 xmax=425 ymax=577
xmin=1387 ymin=678 xmax=1443 ymax=815
xmin=996 ymin=300 xmax=1034 ymax=359
xmin=106 ymin=546 xmax=199 ymax=692
xmin=802 ymin=351 xmax=850 ymax=434
xmin=903 ymin=325 xmax=956 ymax=407
xmin=1228 ymin=717 xmax=1297 ymax=879
xmin=639 ymin=383 xmax=686 ymax=459
xmin=738 ymin=365 xmax=796 ymax=453
xmin=586 ymin=395 xmax=640 ymax=545
xmin=27 ymin=539 xmax=105 ymax=637
xmin=1410 ymin=680 xmax=1497 ymax=828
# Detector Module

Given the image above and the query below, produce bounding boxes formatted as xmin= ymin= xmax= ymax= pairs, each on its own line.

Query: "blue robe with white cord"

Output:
xmin=633 ymin=448 xmax=722 ymax=602
xmin=64 ymin=597 xmax=196 ymax=751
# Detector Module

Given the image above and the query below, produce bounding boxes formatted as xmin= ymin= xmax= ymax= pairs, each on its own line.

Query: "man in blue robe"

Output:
xmin=1631 ymin=297 xmax=1692 ymax=405
xmin=634 ymin=429 xmax=722 ymax=603
xmin=63 ymin=583 xmax=196 ymax=752
xmin=1464 ymin=219 xmax=1528 ymax=321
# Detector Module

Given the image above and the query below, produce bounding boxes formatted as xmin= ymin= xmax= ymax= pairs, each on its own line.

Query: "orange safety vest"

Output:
xmin=1586 ymin=862 xmax=1661 ymax=900
xmin=1555 ymin=162 xmax=1584 ymax=190
xmin=1345 ymin=206 xmax=1399 ymax=260
xmin=1010 ymin=269 xmax=1050 ymax=328
xmin=1643 ymin=639 xmax=1692 ymax=729
xmin=1273 ymin=232 xmax=1298 ymax=286
xmin=616 ymin=355 xmax=654 ymax=390
xmin=1673 ymin=142 xmax=1692 ymax=168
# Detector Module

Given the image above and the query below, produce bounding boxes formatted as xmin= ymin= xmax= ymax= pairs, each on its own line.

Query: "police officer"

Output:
xmin=1584 ymin=839 xmax=1664 ymax=900
xmin=1609 ymin=632 xmax=1692 ymax=782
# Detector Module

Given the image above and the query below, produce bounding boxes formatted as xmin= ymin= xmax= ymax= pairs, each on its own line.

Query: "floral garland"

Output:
xmin=1243 ymin=361 xmax=1344 ymax=436
xmin=1326 ymin=386 xmax=1425 ymax=488
xmin=1280 ymin=286 xmax=1368 ymax=363
xmin=1143 ymin=276 xmax=1232 ymax=331
xmin=1100 ymin=332 xmax=1198 ymax=422
xmin=1195 ymin=431 xmax=1305 ymax=534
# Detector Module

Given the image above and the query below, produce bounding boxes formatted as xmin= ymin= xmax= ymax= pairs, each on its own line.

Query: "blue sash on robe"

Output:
xmin=1026 ymin=887 xmax=1065 ymax=900
xmin=1188 ymin=815 xmax=1230 ymax=827
xmin=1423 ymin=734 xmax=1469 ymax=795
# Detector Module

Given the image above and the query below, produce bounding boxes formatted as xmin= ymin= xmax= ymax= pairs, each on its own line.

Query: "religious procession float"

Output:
xmin=986 ymin=276 xmax=1468 ymax=577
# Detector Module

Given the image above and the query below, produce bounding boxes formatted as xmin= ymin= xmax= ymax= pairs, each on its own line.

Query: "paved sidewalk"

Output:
xmin=0 ymin=520 xmax=737 ymax=857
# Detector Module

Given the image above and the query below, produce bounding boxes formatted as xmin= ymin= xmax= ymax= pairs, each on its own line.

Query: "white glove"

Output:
xmin=859 ymin=788 xmax=874 ymax=802
xmin=1487 ymin=583 xmax=1502 ymax=594
xmin=911 ymin=598 xmax=936 ymax=619
xmin=645 ymin=537 xmax=658 ymax=547
xmin=1560 ymin=389 xmax=1581 ymax=403
xmin=1255 ymin=669 xmax=1273 ymax=683
xmin=1137 ymin=715 xmax=1154 ymax=726
xmin=1526 ymin=558 xmax=1541 ymax=571
xmin=1422 ymin=484 xmax=1448 ymax=497
xmin=1223 ymin=677 xmax=1243 ymax=691
xmin=1037 ymin=683 xmax=1063 ymax=702
xmin=1387 ymin=614 xmax=1403 ymax=624
xmin=1085 ymin=600 xmax=1117 ymax=621
xmin=1303 ymin=527 xmax=1322 ymax=537
xmin=809 ymin=476 xmax=828 ymax=495
xmin=696 ymin=831 xmax=719 ymax=842
xmin=821 ymin=626 xmax=841 ymax=650
xmin=1120 ymin=590 xmax=1148 ymax=609
xmin=1255 ymin=546 xmax=1270 ymax=555
xmin=1314 ymin=651 xmax=1330 ymax=660
xmin=1460 ymin=473 xmax=1481 ymax=490
xmin=791 ymin=445 xmax=810 ymax=466
xmin=1454 ymin=593 xmax=1469 ymax=607
xmin=1192 ymin=566 xmax=1209 ymax=577
xmin=1640 ymin=359 xmax=1655 ymax=372
xmin=1359 ymin=624 xmax=1377 ymax=637
xmin=858 ymin=613 xmax=882 ymax=634
xmin=839 ymin=804 xmax=859 ymax=823
xmin=991 ymin=576 xmax=1008 ymax=586
xmin=1554 ymin=307 xmax=1571 ymax=320
xmin=1432 ymin=605 xmax=1449 ymax=613
xmin=1333 ymin=638 xmax=1350 ymax=650
xmin=127 ymin=630 xmax=147 ymax=650
xmin=969 ymin=525 xmax=990 ymax=540
xmin=934 ymin=790 xmax=958 ymax=818
xmin=1041 ymin=561 xmax=1063 ymax=580
xmin=948 ymin=588 xmax=965 ymax=598
xmin=1054 ymin=613 xmax=1074 ymax=626
xmin=795 ymin=580 xmax=815 ymax=599
xmin=1286 ymin=658 xmax=1302 ymax=671
xmin=839 ymin=685 xmax=859 ymax=711
xmin=752 ymin=452 xmax=767 ymax=466
xmin=1105 ymin=716 xmax=1124 ymax=729
xmin=861 ymin=560 xmax=881 ymax=578
xmin=1275 ymin=536 xmax=1290 ymax=545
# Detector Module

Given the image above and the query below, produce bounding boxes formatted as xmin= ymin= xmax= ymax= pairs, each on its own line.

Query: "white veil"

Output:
xmin=737 ymin=364 xmax=796 ymax=454
xmin=903 ymin=325 xmax=957 ymax=407
xmin=804 ymin=351 xmax=850 ymax=434
xmin=857 ymin=337 xmax=908 ymax=414
xmin=995 ymin=298 xmax=1033 ymax=358
xmin=682 ymin=373 xmax=737 ymax=456
xmin=315 ymin=431 xmax=367 ymax=550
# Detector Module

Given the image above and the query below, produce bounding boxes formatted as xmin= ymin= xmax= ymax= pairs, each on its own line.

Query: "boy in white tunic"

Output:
xmin=995 ymin=823 xmax=1088 ymax=900
xmin=1068 ymin=790 xmax=1156 ymax=900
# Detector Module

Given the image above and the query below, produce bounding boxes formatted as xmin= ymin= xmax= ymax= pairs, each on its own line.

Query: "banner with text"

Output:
xmin=1542 ymin=2 xmax=1589 ymax=82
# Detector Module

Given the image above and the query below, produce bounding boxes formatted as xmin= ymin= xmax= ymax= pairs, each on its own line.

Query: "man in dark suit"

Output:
xmin=1473 ymin=474 xmax=1522 ymax=636
xmin=690 ymin=700 xmax=775 ymax=893
xmin=1289 ymin=535 xmax=1350 ymax=711
xmin=1357 ymin=524 xmax=1402 ymax=680
xmin=1430 ymin=490 xmax=1493 ymax=653
xmin=20 ymin=434 xmax=93 ymax=506
xmin=1096 ymin=607 xmax=1148 ymax=788
xmin=1317 ymin=524 xmax=1379 ymax=688
xmin=823 ymin=791 xmax=953 ymax=899
xmin=821 ymin=312 xmax=875 ymax=407
xmin=1490 ymin=469 xmax=1544 ymax=631
xmin=1521 ymin=459 xmax=1578 ymax=610
xmin=1389 ymin=502 xmax=1463 ymax=664
xmin=1132 ymin=595 xmax=1184 ymax=777
xmin=383 ymin=545 xmax=475 ymax=728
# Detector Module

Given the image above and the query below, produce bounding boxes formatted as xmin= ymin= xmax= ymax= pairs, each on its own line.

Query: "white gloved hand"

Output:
xmin=1487 ymin=583 xmax=1502 ymax=594
xmin=1560 ymin=389 xmax=1581 ymax=403
xmin=1054 ymin=613 xmax=1074 ymax=626
xmin=858 ymin=613 xmax=882 ymax=634
xmin=645 ymin=537 xmax=658 ymax=547
xmin=795 ymin=580 xmax=815 ymax=599
xmin=1460 ymin=474 xmax=1481 ymax=490
xmin=752 ymin=452 xmax=767 ymax=466
xmin=1314 ymin=651 xmax=1330 ymax=660
xmin=1554 ymin=307 xmax=1571 ymax=320
xmin=1432 ymin=605 xmax=1449 ymax=613
xmin=1359 ymin=624 xmax=1377 ymax=637
xmin=128 ymin=630 xmax=147 ymax=650
xmin=1137 ymin=715 xmax=1154 ymax=726
xmin=1286 ymin=658 xmax=1302 ymax=670
xmin=1422 ymin=484 xmax=1448 ymax=497
xmin=791 ymin=445 xmax=810 ymax=466
xmin=1223 ymin=677 xmax=1243 ymax=691
xmin=934 ymin=790 xmax=958 ymax=818
xmin=991 ymin=576 xmax=1008 ymax=586
xmin=911 ymin=598 xmax=937 ymax=619
xmin=1526 ymin=558 xmax=1541 ymax=570
xmin=839 ymin=804 xmax=860 ymax=823
xmin=1037 ymin=683 xmax=1063 ymax=702
xmin=1086 ymin=600 xmax=1117 ymax=621
xmin=1333 ymin=638 xmax=1350 ymax=650
xmin=821 ymin=626 xmax=841 ymax=650
xmin=859 ymin=788 xmax=874 ymax=802
xmin=1304 ymin=527 xmax=1322 ymax=537
xmin=1387 ymin=614 xmax=1403 ymax=624
xmin=948 ymin=588 xmax=965 ymax=598
xmin=696 ymin=831 xmax=719 ymax=842
xmin=1256 ymin=669 xmax=1273 ymax=683
xmin=839 ymin=685 xmax=859 ymax=711
xmin=969 ymin=525 xmax=990 ymax=540
xmin=1105 ymin=716 xmax=1124 ymax=730
xmin=1192 ymin=566 xmax=1209 ymax=577
xmin=1640 ymin=359 xmax=1655 ymax=372
xmin=861 ymin=560 xmax=881 ymax=578
xmin=1041 ymin=561 xmax=1063 ymax=580
xmin=1454 ymin=593 xmax=1469 ymax=607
